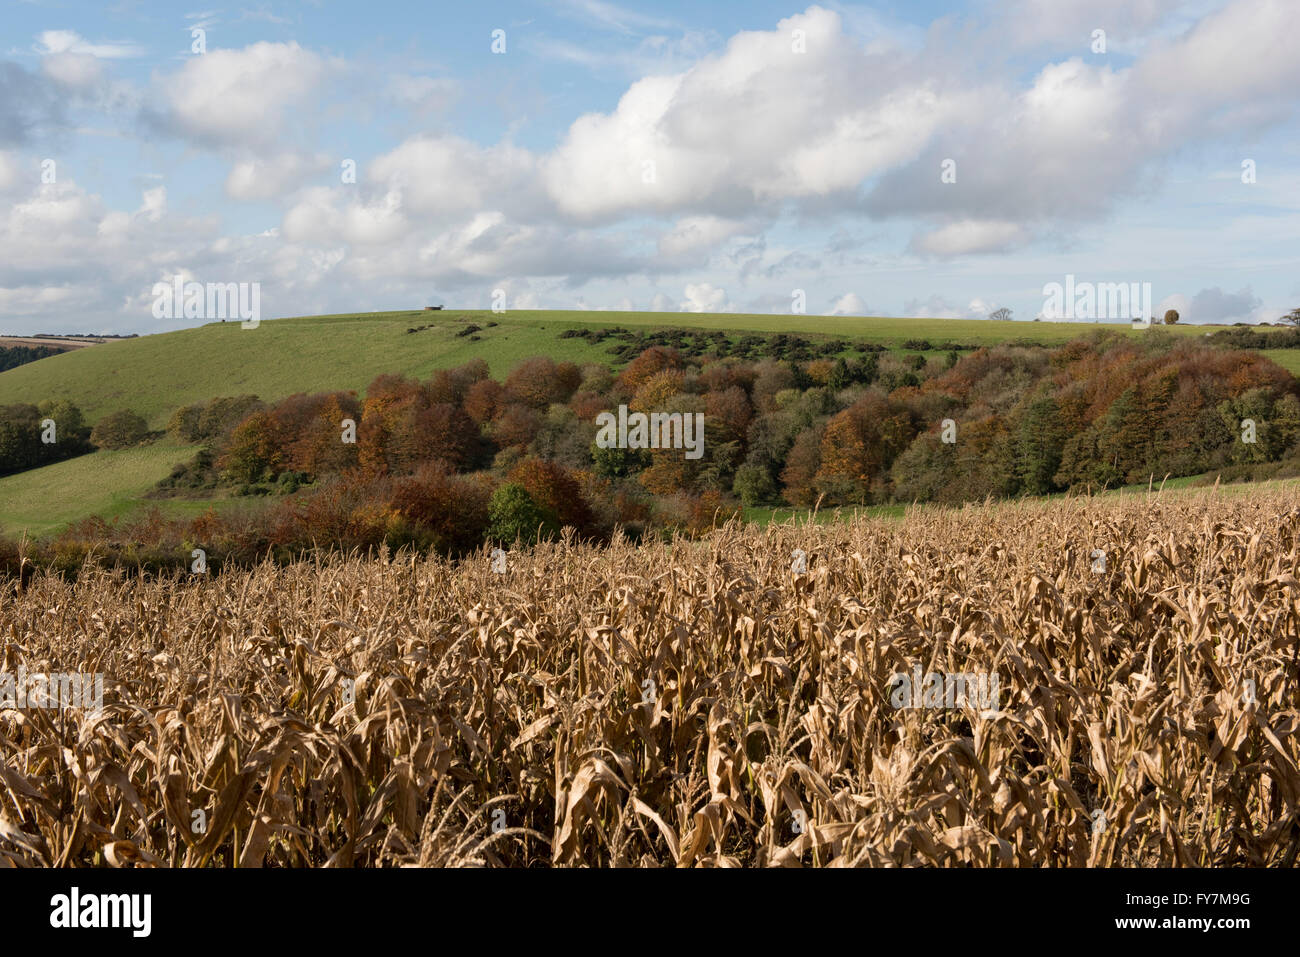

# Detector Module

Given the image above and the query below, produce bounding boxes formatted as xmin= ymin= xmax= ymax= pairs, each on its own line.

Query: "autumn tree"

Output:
xmin=618 ymin=346 xmax=682 ymax=392
xmin=464 ymin=379 xmax=505 ymax=425
xmin=505 ymin=357 xmax=574 ymax=408
xmin=219 ymin=410 xmax=284 ymax=484
xmin=91 ymin=409 xmax=150 ymax=450
xmin=509 ymin=457 xmax=594 ymax=533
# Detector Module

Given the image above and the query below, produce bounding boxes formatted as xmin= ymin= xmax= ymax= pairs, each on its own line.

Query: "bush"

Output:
xmin=91 ymin=409 xmax=150 ymax=450
xmin=732 ymin=463 xmax=777 ymax=506
xmin=390 ymin=464 xmax=491 ymax=553
xmin=167 ymin=404 xmax=203 ymax=443
xmin=487 ymin=483 xmax=559 ymax=544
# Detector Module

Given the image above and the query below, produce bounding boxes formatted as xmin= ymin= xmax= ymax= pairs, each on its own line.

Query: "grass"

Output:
xmin=741 ymin=472 xmax=1294 ymax=526
xmin=0 ymin=440 xmax=201 ymax=536
xmin=0 ymin=309 xmax=1227 ymax=429
xmin=506 ymin=310 xmax=1229 ymax=345
xmin=744 ymin=503 xmax=909 ymax=524
xmin=1260 ymin=349 xmax=1300 ymax=377
xmin=0 ymin=312 xmax=618 ymax=429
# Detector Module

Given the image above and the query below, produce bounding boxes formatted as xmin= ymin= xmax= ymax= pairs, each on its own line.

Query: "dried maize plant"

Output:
xmin=1 ymin=488 xmax=1298 ymax=867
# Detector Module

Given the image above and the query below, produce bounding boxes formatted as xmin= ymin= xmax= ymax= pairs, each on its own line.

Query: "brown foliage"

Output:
xmin=618 ymin=346 xmax=682 ymax=392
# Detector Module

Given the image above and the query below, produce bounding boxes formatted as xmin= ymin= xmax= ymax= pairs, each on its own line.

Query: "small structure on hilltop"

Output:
xmin=424 ymin=305 xmax=443 ymax=311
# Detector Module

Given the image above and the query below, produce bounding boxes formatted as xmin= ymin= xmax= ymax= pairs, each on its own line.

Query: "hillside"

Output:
xmin=0 ymin=310 xmax=1222 ymax=428
xmin=0 ymin=440 xmax=204 ymax=536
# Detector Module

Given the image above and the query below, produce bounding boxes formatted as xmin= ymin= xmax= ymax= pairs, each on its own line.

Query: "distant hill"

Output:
xmin=0 ymin=309 xmax=1224 ymax=428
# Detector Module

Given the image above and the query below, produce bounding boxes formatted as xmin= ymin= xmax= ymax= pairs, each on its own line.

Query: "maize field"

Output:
xmin=2 ymin=487 xmax=1299 ymax=867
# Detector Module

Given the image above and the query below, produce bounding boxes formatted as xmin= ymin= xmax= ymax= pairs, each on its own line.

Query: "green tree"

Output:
xmin=828 ymin=358 xmax=850 ymax=392
xmin=591 ymin=441 xmax=649 ymax=479
xmin=1014 ymin=396 xmax=1066 ymax=495
xmin=732 ymin=462 xmax=777 ymax=506
xmin=1095 ymin=387 xmax=1158 ymax=484
xmin=487 ymin=482 xmax=560 ymax=544
xmin=37 ymin=400 xmax=90 ymax=444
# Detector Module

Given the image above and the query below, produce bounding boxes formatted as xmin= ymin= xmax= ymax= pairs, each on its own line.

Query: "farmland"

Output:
xmin=2 ymin=485 xmax=1298 ymax=867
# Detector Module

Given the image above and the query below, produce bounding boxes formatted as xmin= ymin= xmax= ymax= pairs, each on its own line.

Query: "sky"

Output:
xmin=1 ymin=0 xmax=1298 ymax=334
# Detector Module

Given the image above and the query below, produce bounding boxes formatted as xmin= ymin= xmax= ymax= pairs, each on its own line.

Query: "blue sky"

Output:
xmin=2 ymin=0 xmax=1298 ymax=333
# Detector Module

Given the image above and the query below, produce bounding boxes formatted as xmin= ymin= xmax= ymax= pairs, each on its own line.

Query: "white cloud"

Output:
xmin=226 ymin=152 xmax=331 ymax=201
xmin=34 ymin=30 xmax=143 ymax=59
xmin=828 ymin=292 xmax=870 ymax=315
xmin=138 ymin=186 xmax=166 ymax=222
xmin=902 ymin=294 xmax=995 ymax=319
xmin=543 ymin=7 xmax=962 ymax=221
xmin=369 ymin=136 xmax=541 ymax=220
xmin=657 ymin=215 xmax=749 ymax=258
xmin=6 ymin=2 xmax=1300 ymax=332
xmin=680 ymin=282 xmax=731 ymax=312
xmin=910 ymin=220 xmax=1028 ymax=256
xmin=41 ymin=53 xmax=106 ymax=88
xmin=152 ymin=42 xmax=332 ymax=148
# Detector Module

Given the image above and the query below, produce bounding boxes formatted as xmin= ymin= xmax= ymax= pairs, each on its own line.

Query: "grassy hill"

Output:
xmin=0 ymin=309 xmax=1286 ymax=538
xmin=0 ymin=309 xmax=1223 ymax=428
xmin=0 ymin=441 xmax=204 ymax=536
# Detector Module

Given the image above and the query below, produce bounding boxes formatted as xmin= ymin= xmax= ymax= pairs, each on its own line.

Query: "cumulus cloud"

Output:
xmin=0 ymin=176 xmax=232 ymax=329
xmin=828 ymin=292 xmax=872 ymax=315
xmin=368 ymin=136 xmax=541 ymax=220
xmin=543 ymin=7 xmax=962 ymax=222
xmin=148 ymin=42 xmax=334 ymax=149
xmin=41 ymin=53 xmax=106 ymax=89
xmin=5 ymin=2 xmax=1300 ymax=332
xmin=657 ymin=216 xmax=750 ymax=259
xmin=680 ymin=282 xmax=731 ymax=312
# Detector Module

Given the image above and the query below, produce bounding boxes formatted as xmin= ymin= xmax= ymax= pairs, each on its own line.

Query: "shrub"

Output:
xmin=487 ymin=482 xmax=559 ymax=544
xmin=91 ymin=409 xmax=150 ymax=450
xmin=732 ymin=463 xmax=777 ymax=506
